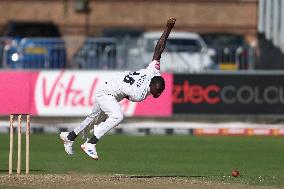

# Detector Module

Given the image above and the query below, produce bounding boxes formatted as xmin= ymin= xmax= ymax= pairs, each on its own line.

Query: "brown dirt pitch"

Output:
xmin=0 ymin=174 xmax=277 ymax=189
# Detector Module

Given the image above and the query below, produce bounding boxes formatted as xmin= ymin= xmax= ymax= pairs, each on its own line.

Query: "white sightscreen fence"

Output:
xmin=258 ymin=0 xmax=284 ymax=53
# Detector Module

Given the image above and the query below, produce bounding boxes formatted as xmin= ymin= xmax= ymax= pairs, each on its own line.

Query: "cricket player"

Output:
xmin=60 ymin=18 xmax=176 ymax=160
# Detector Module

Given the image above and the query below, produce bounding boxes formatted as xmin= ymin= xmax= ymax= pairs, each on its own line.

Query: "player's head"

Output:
xmin=149 ymin=76 xmax=165 ymax=98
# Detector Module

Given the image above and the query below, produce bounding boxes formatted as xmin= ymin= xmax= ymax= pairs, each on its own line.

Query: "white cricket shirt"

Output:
xmin=105 ymin=60 xmax=161 ymax=102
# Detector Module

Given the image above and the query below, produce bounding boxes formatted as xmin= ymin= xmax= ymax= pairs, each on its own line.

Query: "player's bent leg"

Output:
xmin=81 ymin=112 xmax=123 ymax=160
xmin=60 ymin=103 xmax=101 ymax=155
xmin=81 ymin=95 xmax=123 ymax=159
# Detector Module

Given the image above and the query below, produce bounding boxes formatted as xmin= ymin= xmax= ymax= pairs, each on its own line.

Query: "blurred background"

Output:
xmin=0 ymin=0 xmax=260 ymax=71
xmin=0 ymin=0 xmax=284 ymax=136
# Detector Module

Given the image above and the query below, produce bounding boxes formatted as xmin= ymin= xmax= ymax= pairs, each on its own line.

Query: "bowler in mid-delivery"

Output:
xmin=60 ymin=18 xmax=176 ymax=160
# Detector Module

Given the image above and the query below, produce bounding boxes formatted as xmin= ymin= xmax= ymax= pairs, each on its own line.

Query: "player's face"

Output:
xmin=150 ymin=83 xmax=164 ymax=98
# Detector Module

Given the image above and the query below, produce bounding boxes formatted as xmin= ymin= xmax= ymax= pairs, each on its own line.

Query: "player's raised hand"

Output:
xmin=166 ymin=18 xmax=176 ymax=29
xmin=152 ymin=18 xmax=176 ymax=61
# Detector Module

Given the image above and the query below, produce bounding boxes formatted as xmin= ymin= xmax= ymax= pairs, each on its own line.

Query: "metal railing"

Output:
xmin=0 ymin=37 xmax=256 ymax=72
xmin=209 ymin=46 xmax=256 ymax=70
xmin=0 ymin=37 xmax=66 ymax=69
xmin=71 ymin=38 xmax=117 ymax=69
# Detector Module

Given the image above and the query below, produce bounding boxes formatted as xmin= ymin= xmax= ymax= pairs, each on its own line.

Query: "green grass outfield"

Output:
xmin=0 ymin=134 xmax=284 ymax=187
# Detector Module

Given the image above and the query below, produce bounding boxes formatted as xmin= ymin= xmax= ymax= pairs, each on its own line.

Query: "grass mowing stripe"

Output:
xmin=0 ymin=134 xmax=283 ymax=187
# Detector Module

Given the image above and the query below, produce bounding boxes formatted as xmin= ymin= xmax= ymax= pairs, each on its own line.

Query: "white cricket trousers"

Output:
xmin=74 ymin=85 xmax=124 ymax=139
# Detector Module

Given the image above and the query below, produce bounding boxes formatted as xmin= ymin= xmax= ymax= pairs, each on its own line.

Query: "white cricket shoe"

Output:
xmin=81 ymin=142 xmax=99 ymax=160
xmin=60 ymin=132 xmax=74 ymax=155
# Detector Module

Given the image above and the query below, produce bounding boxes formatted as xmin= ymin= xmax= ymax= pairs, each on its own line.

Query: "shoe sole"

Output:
xmin=80 ymin=146 xmax=99 ymax=160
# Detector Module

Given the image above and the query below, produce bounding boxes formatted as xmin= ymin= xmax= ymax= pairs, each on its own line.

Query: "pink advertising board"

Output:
xmin=0 ymin=71 xmax=38 ymax=115
xmin=0 ymin=71 xmax=172 ymax=117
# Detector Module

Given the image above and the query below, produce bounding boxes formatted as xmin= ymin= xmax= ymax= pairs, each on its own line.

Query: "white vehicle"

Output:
xmin=128 ymin=32 xmax=215 ymax=72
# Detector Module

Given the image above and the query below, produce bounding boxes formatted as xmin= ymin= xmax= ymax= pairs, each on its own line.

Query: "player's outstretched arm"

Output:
xmin=152 ymin=18 xmax=176 ymax=61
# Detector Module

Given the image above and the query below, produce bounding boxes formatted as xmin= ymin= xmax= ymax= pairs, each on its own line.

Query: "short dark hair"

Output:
xmin=150 ymin=76 xmax=165 ymax=90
